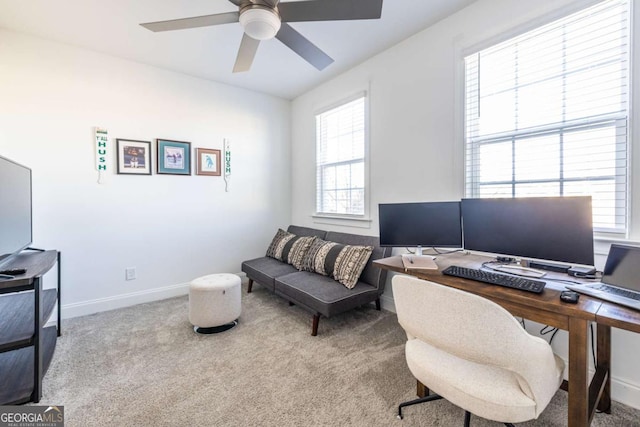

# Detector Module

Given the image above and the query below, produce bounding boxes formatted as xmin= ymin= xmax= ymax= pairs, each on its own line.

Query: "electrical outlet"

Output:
xmin=125 ymin=267 xmax=136 ymax=281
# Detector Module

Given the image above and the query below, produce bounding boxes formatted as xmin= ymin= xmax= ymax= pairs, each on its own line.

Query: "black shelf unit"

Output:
xmin=0 ymin=250 xmax=60 ymax=404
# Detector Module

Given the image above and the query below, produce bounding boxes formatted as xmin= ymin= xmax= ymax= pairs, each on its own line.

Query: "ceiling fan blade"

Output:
xmin=227 ymin=0 xmax=242 ymax=5
xmin=276 ymin=23 xmax=334 ymax=71
xmin=141 ymin=11 xmax=239 ymax=32
xmin=233 ymin=34 xmax=261 ymax=73
xmin=279 ymin=0 xmax=383 ymax=23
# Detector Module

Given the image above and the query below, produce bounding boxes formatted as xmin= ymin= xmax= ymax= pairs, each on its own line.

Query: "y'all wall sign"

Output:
xmin=224 ymin=138 xmax=231 ymax=192
xmin=95 ymin=127 xmax=108 ymax=184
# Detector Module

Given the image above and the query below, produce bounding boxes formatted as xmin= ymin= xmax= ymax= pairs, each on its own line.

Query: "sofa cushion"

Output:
xmin=241 ymin=257 xmax=298 ymax=292
xmin=265 ymin=229 xmax=296 ymax=261
xmin=274 ymin=271 xmax=379 ymax=318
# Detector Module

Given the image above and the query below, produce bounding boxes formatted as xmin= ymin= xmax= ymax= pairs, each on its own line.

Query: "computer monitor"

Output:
xmin=461 ymin=196 xmax=594 ymax=267
xmin=0 ymin=155 xmax=33 ymax=270
xmin=379 ymin=202 xmax=462 ymax=255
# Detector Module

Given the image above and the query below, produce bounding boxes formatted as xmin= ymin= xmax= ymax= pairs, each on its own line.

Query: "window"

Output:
xmin=464 ymin=0 xmax=629 ymax=233
xmin=316 ymin=95 xmax=367 ymax=216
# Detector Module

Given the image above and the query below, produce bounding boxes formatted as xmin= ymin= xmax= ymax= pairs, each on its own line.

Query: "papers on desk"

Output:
xmin=402 ymin=254 xmax=438 ymax=270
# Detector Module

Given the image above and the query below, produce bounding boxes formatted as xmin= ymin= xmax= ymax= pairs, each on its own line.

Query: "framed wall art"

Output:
xmin=196 ymin=148 xmax=221 ymax=176
xmin=157 ymin=139 xmax=191 ymax=175
xmin=116 ymin=139 xmax=152 ymax=175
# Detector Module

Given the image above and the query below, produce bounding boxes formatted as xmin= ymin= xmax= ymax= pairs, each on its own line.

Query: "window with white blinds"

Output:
xmin=464 ymin=0 xmax=629 ymax=233
xmin=316 ymin=95 xmax=366 ymax=216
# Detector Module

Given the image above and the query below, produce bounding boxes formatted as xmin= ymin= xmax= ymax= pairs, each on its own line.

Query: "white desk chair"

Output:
xmin=392 ymin=275 xmax=565 ymax=426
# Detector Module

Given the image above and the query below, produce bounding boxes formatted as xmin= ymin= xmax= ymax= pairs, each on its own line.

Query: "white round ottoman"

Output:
xmin=189 ymin=273 xmax=241 ymax=334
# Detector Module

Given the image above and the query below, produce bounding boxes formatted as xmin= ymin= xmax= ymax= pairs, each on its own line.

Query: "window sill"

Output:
xmin=593 ymin=235 xmax=640 ymax=256
xmin=312 ymin=214 xmax=372 ymax=229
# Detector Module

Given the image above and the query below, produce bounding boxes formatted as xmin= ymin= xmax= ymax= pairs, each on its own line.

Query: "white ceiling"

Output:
xmin=0 ymin=0 xmax=477 ymax=99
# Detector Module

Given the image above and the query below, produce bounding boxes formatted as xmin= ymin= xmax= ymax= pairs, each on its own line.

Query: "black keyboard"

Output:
xmin=442 ymin=265 xmax=546 ymax=293
xmin=595 ymin=284 xmax=640 ymax=301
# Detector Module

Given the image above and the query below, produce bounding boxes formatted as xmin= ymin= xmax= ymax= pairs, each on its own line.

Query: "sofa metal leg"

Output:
xmin=464 ymin=411 xmax=471 ymax=427
xmin=311 ymin=314 xmax=320 ymax=336
xmin=247 ymin=279 xmax=253 ymax=294
xmin=375 ymin=298 xmax=381 ymax=311
xmin=289 ymin=301 xmax=295 ymax=306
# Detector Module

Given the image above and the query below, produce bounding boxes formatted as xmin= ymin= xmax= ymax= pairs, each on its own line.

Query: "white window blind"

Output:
xmin=316 ymin=95 xmax=366 ymax=216
xmin=464 ymin=0 xmax=629 ymax=233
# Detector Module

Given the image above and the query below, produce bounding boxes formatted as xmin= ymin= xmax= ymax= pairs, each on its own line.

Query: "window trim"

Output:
xmin=313 ymin=90 xmax=370 ymax=225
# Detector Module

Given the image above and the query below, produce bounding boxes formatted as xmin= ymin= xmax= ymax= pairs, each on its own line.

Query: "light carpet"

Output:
xmin=38 ymin=283 xmax=640 ymax=426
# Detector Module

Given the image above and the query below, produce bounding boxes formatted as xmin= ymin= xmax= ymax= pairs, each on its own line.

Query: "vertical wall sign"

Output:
xmin=95 ymin=127 xmax=109 ymax=184
xmin=224 ymin=139 xmax=231 ymax=192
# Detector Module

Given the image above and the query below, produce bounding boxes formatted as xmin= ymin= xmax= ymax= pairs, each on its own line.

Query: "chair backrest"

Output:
xmin=392 ymin=275 xmax=561 ymax=412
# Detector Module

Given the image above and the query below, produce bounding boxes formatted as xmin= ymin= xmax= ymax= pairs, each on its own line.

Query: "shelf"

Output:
xmin=0 ymin=325 xmax=57 ymax=405
xmin=0 ymin=251 xmax=57 ymax=294
xmin=0 ymin=289 xmax=57 ymax=352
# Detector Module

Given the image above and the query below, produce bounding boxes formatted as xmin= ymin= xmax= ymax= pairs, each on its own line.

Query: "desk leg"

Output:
xmin=568 ymin=317 xmax=589 ymax=427
xmin=596 ymin=324 xmax=612 ymax=413
xmin=417 ymin=381 xmax=429 ymax=398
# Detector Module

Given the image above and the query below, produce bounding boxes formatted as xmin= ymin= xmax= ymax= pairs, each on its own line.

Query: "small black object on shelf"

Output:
xmin=0 ymin=268 xmax=27 ymax=276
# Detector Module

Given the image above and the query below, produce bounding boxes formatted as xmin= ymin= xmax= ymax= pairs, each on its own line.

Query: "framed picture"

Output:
xmin=196 ymin=148 xmax=221 ymax=176
xmin=116 ymin=139 xmax=152 ymax=175
xmin=157 ymin=139 xmax=191 ymax=175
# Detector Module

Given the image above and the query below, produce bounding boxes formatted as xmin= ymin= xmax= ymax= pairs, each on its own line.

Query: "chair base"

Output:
xmin=193 ymin=320 xmax=238 ymax=334
xmin=397 ymin=393 xmax=443 ymax=419
xmin=398 ymin=399 xmax=516 ymax=427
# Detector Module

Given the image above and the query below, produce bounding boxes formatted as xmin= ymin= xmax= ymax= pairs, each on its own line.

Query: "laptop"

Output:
xmin=566 ymin=244 xmax=640 ymax=311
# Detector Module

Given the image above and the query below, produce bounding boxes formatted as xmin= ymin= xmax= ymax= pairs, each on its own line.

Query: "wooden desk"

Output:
xmin=374 ymin=253 xmax=640 ymax=427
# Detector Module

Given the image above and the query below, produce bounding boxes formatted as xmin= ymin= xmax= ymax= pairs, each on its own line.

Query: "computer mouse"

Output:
xmin=560 ymin=290 xmax=580 ymax=303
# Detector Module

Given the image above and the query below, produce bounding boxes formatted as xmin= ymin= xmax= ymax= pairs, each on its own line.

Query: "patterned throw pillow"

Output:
xmin=298 ymin=239 xmax=373 ymax=289
xmin=283 ymin=236 xmax=317 ymax=269
xmin=332 ymin=245 xmax=374 ymax=289
xmin=265 ymin=229 xmax=296 ymax=260
xmin=299 ymin=239 xmax=333 ymax=273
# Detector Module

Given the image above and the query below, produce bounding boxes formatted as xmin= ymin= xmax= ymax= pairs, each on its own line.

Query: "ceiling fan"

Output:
xmin=140 ymin=0 xmax=383 ymax=73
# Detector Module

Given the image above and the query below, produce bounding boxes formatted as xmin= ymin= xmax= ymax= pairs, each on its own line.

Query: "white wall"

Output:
xmin=0 ymin=29 xmax=291 ymax=317
xmin=291 ymin=0 xmax=640 ymax=410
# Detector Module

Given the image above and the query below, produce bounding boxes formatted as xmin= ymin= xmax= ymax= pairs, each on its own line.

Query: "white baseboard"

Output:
xmin=609 ymin=375 xmax=640 ymax=410
xmin=380 ymin=294 xmax=396 ymax=313
xmin=61 ymin=282 xmax=190 ymax=319
xmin=62 ymin=272 xmax=248 ymax=319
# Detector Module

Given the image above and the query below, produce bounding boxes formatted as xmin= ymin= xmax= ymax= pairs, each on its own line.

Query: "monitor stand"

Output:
xmin=415 ymin=246 xmax=425 ymax=256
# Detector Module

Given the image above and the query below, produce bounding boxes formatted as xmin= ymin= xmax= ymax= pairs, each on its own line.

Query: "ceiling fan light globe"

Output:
xmin=239 ymin=8 xmax=281 ymax=41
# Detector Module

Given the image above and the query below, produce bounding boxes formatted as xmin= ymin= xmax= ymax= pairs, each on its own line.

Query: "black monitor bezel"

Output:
xmin=0 ymin=155 xmax=33 ymax=270
xmin=378 ymin=201 xmax=463 ymax=248
xmin=461 ymin=196 xmax=595 ymax=266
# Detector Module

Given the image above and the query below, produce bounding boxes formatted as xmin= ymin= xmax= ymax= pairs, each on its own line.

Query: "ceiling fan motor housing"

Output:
xmin=239 ymin=5 xmax=281 ymax=40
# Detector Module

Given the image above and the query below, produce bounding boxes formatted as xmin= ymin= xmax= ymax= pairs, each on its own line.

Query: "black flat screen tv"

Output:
xmin=0 ymin=155 xmax=32 ymax=270
xmin=379 ymin=202 xmax=463 ymax=250
xmin=461 ymin=196 xmax=594 ymax=266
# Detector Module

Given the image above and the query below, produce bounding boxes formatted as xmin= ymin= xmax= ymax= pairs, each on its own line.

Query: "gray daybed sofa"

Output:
xmin=241 ymin=225 xmax=392 ymax=336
